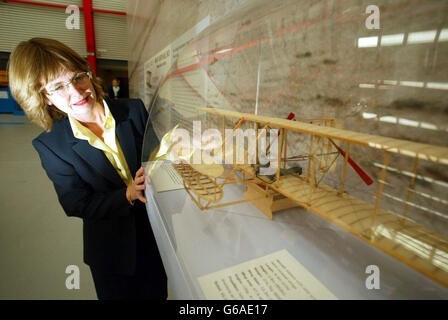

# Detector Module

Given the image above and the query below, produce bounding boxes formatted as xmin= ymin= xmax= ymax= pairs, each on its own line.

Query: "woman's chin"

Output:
xmin=72 ymin=104 xmax=89 ymax=113
xmin=69 ymin=104 xmax=92 ymax=118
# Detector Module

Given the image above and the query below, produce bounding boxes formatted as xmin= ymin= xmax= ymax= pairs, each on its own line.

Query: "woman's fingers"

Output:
xmin=138 ymin=194 xmax=147 ymax=203
xmin=128 ymin=168 xmax=148 ymax=204
xmin=135 ymin=175 xmax=145 ymax=185
xmin=135 ymin=183 xmax=146 ymax=191
xmin=136 ymin=167 xmax=145 ymax=177
xmin=137 ymin=189 xmax=147 ymax=203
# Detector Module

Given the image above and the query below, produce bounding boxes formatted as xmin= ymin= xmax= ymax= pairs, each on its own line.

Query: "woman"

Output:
xmin=8 ymin=38 xmax=167 ymax=300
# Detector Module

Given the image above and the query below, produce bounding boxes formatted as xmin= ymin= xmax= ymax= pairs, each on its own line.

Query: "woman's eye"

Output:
xmin=74 ymin=74 xmax=87 ymax=83
xmin=54 ymin=85 xmax=64 ymax=91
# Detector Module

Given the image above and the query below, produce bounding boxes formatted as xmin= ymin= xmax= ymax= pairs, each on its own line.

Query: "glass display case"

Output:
xmin=136 ymin=0 xmax=448 ymax=299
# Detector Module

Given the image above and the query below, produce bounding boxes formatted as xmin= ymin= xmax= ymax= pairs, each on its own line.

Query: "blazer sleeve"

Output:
xmin=32 ymin=138 xmax=131 ymax=222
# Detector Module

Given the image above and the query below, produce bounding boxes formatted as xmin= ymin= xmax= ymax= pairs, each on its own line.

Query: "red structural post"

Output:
xmin=3 ymin=0 xmax=126 ymax=15
xmin=82 ymin=0 xmax=97 ymax=74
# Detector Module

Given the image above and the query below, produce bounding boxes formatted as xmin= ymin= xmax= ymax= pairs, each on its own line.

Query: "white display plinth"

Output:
xmin=145 ymin=180 xmax=448 ymax=299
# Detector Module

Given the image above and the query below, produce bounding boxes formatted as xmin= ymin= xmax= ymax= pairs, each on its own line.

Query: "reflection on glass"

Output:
xmin=137 ymin=0 xmax=448 ymax=289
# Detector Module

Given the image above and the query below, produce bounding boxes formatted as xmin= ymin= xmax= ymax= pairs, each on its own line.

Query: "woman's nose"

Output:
xmin=67 ymin=81 xmax=85 ymax=95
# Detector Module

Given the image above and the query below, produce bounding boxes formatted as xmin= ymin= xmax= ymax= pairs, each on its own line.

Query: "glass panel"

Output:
xmin=134 ymin=0 xmax=448 ymax=297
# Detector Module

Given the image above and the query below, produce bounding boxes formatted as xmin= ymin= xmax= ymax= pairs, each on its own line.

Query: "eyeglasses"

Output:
xmin=45 ymin=72 xmax=91 ymax=96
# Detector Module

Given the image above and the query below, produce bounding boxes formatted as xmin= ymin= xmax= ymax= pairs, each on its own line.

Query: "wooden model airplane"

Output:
xmin=162 ymin=107 xmax=448 ymax=288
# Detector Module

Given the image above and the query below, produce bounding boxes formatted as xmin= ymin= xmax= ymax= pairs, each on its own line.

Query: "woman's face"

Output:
xmin=44 ymin=69 xmax=97 ymax=119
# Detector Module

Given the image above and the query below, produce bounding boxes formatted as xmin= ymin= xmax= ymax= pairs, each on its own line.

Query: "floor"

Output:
xmin=0 ymin=114 xmax=96 ymax=299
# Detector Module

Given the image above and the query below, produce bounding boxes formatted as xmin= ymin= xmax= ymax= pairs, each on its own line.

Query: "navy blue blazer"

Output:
xmin=32 ymin=98 xmax=160 ymax=275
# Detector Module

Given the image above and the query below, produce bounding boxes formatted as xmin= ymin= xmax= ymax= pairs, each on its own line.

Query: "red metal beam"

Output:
xmin=82 ymin=0 xmax=97 ymax=74
xmin=3 ymin=0 xmax=126 ymax=15
xmin=3 ymin=0 xmax=66 ymax=9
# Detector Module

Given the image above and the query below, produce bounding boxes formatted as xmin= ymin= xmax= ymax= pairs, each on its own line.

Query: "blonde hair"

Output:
xmin=8 ymin=38 xmax=104 ymax=131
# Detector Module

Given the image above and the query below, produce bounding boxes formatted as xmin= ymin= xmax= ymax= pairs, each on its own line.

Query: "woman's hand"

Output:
xmin=126 ymin=167 xmax=147 ymax=204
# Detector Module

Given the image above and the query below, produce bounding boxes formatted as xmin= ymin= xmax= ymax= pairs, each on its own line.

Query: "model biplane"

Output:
xmin=150 ymin=107 xmax=448 ymax=288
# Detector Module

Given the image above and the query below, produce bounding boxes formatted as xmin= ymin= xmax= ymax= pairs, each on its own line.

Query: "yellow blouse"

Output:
xmin=68 ymin=100 xmax=133 ymax=187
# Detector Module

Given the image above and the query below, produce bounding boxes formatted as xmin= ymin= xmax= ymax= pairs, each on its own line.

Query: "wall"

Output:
xmin=0 ymin=0 xmax=128 ymax=60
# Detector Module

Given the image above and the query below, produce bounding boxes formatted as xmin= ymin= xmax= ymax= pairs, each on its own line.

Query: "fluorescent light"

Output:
xmin=408 ymin=30 xmax=437 ymax=44
xmin=412 ymin=190 xmax=448 ymax=206
xmin=378 ymin=80 xmax=448 ymax=90
xmin=398 ymin=118 xmax=419 ymax=127
xmin=439 ymin=28 xmax=448 ymax=42
xmin=362 ymin=112 xmax=377 ymax=119
xmin=379 ymin=116 xmax=397 ymax=124
xmin=383 ymin=80 xmax=398 ymax=85
xmin=426 ymin=82 xmax=448 ymax=90
xmin=381 ymin=33 xmax=404 ymax=46
xmin=373 ymin=163 xmax=448 ymax=188
xmin=382 ymin=192 xmax=448 ymax=222
xmin=362 ymin=102 xmax=441 ymax=131
xmin=400 ymin=81 xmax=424 ymax=88
xmin=434 ymin=249 xmax=448 ymax=271
xmin=359 ymin=83 xmax=375 ymax=88
xmin=420 ymin=122 xmax=437 ymax=130
xmin=358 ymin=36 xmax=378 ymax=48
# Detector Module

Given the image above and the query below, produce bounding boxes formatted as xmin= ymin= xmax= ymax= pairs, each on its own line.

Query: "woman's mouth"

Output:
xmin=72 ymin=96 xmax=90 ymax=106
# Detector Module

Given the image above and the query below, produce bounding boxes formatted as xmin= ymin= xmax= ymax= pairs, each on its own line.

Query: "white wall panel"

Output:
xmin=93 ymin=0 xmax=127 ymax=12
xmin=0 ymin=1 xmax=85 ymax=55
xmin=93 ymin=12 xmax=128 ymax=60
xmin=0 ymin=0 xmax=128 ymax=61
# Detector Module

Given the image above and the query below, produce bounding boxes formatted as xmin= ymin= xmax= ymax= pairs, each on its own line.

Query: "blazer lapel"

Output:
xmin=72 ymin=139 xmax=124 ymax=186
xmin=108 ymin=99 xmax=138 ymax=175
xmin=65 ymin=99 xmax=139 ymax=186
xmin=62 ymin=114 xmax=124 ymax=187
xmin=116 ymin=120 xmax=138 ymax=175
